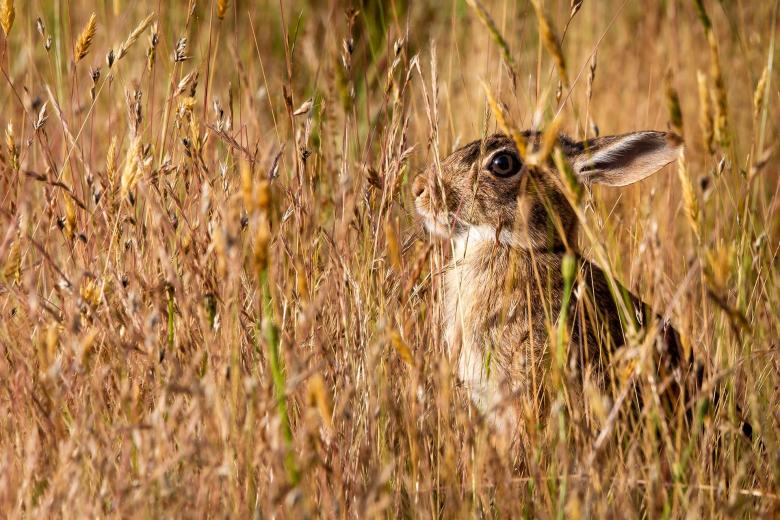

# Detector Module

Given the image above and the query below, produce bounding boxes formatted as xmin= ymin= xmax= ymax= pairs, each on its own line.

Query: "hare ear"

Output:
xmin=572 ymin=131 xmax=683 ymax=187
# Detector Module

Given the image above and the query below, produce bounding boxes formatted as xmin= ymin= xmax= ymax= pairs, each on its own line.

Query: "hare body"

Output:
xmin=414 ymin=131 xmax=684 ymax=430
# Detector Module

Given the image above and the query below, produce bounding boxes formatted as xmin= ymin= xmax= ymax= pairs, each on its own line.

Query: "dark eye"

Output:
xmin=488 ymin=151 xmax=521 ymax=177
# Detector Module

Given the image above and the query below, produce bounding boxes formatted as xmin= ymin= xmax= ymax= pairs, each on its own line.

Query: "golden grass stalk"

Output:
xmin=696 ymin=70 xmax=714 ymax=154
xmin=753 ymin=65 xmax=768 ymax=121
xmin=120 ymin=137 xmax=142 ymax=200
xmin=306 ymin=374 xmax=333 ymax=430
xmin=664 ymin=70 xmax=683 ymax=136
xmin=704 ymin=242 xmax=734 ymax=293
xmin=586 ymin=51 xmax=597 ymax=102
xmin=74 ymin=13 xmax=97 ymax=63
xmin=553 ymin=147 xmax=582 ymax=205
xmin=481 ymin=81 xmax=527 ymax=158
xmin=693 ymin=0 xmax=712 ymax=31
xmin=116 ymin=12 xmax=155 ymax=62
xmin=80 ymin=279 xmax=102 ymax=308
xmin=240 ymin=159 xmax=253 ymax=210
xmin=253 ymin=218 xmax=271 ymax=272
xmin=63 ymin=193 xmax=76 ymax=241
xmin=530 ymin=0 xmax=569 ymax=87
xmin=384 ymin=219 xmax=402 ymax=271
xmin=146 ymin=24 xmax=158 ymax=71
xmin=0 ymin=0 xmax=13 ymax=37
xmin=2 ymin=235 xmax=20 ymax=283
xmin=5 ymin=122 xmax=17 ymax=172
xmin=295 ymin=260 xmax=308 ymax=303
xmin=465 ymin=0 xmax=516 ymax=79
xmin=535 ymin=114 xmax=563 ymax=165
xmin=676 ymin=150 xmax=701 ymax=242
xmin=217 ymin=0 xmax=229 ymax=20
xmin=390 ymin=329 xmax=414 ymax=366
xmin=106 ymin=136 xmax=117 ymax=186
xmin=570 ymin=0 xmax=584 ymax=18
xmin=175 ymin=70 xmax=199 ymax=97
xmin=707 ymin=31 xmax=729 ymax=148
xmin=556 ymin=253 xmax=576 ymax=370
xmin=256 ymin=178 xmax=270 ymax=212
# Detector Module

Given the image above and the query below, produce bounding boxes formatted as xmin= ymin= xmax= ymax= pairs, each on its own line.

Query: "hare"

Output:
xmin=413 ymin=130 xmax=687 ymax=433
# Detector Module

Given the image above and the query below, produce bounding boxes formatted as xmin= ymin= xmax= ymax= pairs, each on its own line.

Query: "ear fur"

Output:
xmin=572 ymin=131 xmax=683 ymax=187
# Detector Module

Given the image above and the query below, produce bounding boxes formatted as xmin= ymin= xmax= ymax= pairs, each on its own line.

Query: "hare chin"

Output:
xmin=419 ymin=212 xmax=452 ymax=237
xmin=452 ymin=225 xmax=528 ymax=253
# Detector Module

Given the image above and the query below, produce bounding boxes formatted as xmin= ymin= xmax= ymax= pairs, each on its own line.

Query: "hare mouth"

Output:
xmin=419 ymin=212 xmax=452 ymax=237
xmin=417 ymin=209 xmax=473 ymax=239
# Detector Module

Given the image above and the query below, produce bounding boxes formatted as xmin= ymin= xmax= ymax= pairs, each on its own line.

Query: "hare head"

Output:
xmin=412 ymin=131 xmax=682 ymax=251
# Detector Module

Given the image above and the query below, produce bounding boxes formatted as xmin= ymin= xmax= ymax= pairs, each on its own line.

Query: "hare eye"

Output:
xmin=488 ymin=152 xmax=521 ymax=178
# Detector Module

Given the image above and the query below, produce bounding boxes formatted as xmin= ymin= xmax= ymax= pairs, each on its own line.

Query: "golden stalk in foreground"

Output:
xmin=217 ymin=0 xmax=229 ymax=20
xmin=2 ymin=235 xmax=20 ymax=283
xmin=665 ymin=70 xmax=683 ymax=137
xmin=676 ymin=150 xmax=701 ymax=242
xmin=116 ymin=12 xmax=155 ymax=62
xmin=481 ymin=81 xmax=527 ymax=158
xmin=754 ymin=65 xmax=768 ymax=121
xmin=531 ymin=0 xmax=569 ymax=87
xmin=0 ymin=0 xmax=13 ymax=37
xmin=697 ymin=70 xmax=714 ymax=155
xmin=465 ymin=0 xmax=516 ymax=78
xmin=707 ymin=32 xmax=729 ymax=149
xmin=74 ymin=13 xmax=97 ymax=63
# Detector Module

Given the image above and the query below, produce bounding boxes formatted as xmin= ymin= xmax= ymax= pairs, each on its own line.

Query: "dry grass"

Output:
xmin=0 ymin=0 xmax=778 ymax=517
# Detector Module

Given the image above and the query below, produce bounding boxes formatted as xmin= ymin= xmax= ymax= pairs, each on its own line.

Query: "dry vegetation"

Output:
xmin=0 ymin=0 xmax=779 ymax=517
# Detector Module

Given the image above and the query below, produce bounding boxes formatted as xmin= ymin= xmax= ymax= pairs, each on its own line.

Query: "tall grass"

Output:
xmin=0 ymin=0 xmax=778 ymax=516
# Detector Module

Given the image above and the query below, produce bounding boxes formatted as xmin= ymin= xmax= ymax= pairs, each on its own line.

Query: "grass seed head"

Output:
xmin=696 ymin=70 xmax=714 ymax=154
xmin=106 ymin=136 xmax=118 ymax=187
xmin=2 ymin=235 xmax=21 ymax=284
xmin=74 ymin=13 xmax=97 ymax=63
xmin=705 ymin=242 xmax=735 ymax=292
xmin=217 ymin=0 xmax=229 ymax=20
xmin=120 ymin=137 xmax=142 ymax=200
xmin=63 ymin=194 xmax=76 ymax=241
xmin=754 ymin=65 xmax=768 ymax=121
xmin=5 ymin=122 xmax=17 ymax=172
xmin=253 ymin=218 xmax=271 ymax=272
xmin=116 ymin=12 xmax=155 ymax=62
xmin=482 ymin=82 xmax=527 ymax=158
xmin=306 ymin=374 xmax=333 ymax=430
xmin=665 ymin=69 xmax=684 ymax=136
xmin=676 ymin=150 xmax=701 ymax=242
xmin=0 ymin=0 xmax=14 ymax=37
xmin=531 ymin=0 xmax=569 ymax=87
xmin=708 ymin=31 xmax=729 ymax=148
xmin=146 ymin=23 xmax=159 ymax=70
xmin=384 ymin=218 xmax=402 ymax=271
xmin=173 ymin=37 xmax=189 ymax=62
xmin=466 ymin=0 xmax=517 ymax=82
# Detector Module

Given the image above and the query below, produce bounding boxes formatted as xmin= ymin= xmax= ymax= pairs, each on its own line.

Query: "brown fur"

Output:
xmin=414 ymin=131 xmax=684 ymax=433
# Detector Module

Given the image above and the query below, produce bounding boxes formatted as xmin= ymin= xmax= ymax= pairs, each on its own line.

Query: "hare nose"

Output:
xmin=412 ymin=175 xmax=427 ymax=198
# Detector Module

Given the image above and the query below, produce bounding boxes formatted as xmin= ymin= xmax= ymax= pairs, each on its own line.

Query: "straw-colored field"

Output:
xmin=0 ymin=0 xmax=778 ymax=516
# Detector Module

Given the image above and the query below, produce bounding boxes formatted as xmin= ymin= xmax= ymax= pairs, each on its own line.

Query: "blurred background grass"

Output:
xmin=0 ymin=0 xmax=778 ymax=516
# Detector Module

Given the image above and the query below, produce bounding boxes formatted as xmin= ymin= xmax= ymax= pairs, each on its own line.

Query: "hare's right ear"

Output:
xmin=571 ymin=131 xmax=683 ymax=187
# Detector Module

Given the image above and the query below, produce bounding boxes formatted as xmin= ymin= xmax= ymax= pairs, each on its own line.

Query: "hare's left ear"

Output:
xmin=571 ymin=131 xmax=683 ymax=187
